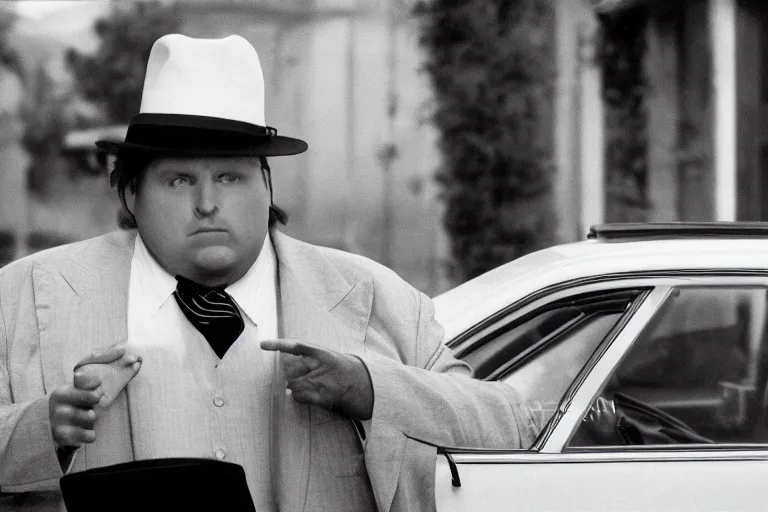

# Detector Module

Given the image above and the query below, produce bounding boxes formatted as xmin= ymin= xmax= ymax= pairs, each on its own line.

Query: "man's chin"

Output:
xmin=191 ymin=247 xmax=238 ymax=275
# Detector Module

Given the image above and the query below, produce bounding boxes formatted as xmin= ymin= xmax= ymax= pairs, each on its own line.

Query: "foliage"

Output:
xmin=67 ymin=2 xmax=181 ymax=124
xmin=0 ymin=7 xmax=22 ymax=79
xmin=0 ymin=7 xmax=59 ymax=197
xmin=22 ymin=64 xmax=72 ymax=195
xmin=415 ymin=0 xmax=554 ymax=282
xmin=598 ymin=8 xmax=649 ymax=222
xmin=22 ymin=2 xmax=180 ymax=196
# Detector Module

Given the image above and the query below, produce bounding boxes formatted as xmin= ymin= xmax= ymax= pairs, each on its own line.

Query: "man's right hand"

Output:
xmin=49 ymin=380 xmax=102 ymax=449
xmin=73 ymin=343 xmax=142 ymax=410
xmin=49 ymin=343 xmax=142 ymax=448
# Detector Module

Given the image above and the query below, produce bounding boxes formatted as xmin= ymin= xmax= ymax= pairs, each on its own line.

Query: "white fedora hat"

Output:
xmin=96 ymin=34 xmax=307 ymax=157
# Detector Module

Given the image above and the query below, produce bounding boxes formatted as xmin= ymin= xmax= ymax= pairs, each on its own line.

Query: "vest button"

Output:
xmin=213 ymin=396 xmax=225 ymax=407
xmin=215 ymin=448 xmax=226 ymax=460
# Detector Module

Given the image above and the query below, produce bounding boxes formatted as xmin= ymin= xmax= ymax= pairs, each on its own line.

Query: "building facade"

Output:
xmin=557 ymin=0 xmax=768 ymax=241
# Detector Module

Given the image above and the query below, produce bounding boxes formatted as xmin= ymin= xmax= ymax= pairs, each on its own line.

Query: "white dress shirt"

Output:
xmin=126 ymin=233 xmax=278 ymax=510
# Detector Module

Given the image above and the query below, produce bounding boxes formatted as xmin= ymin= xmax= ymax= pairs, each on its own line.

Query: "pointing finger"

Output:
xmin=261 ymin=339 xmax=322 ymax=358
xmin=260 ymin=340 xmax=283 ymax=352
xmin=260 ymin=339 xmax=301 ymax=355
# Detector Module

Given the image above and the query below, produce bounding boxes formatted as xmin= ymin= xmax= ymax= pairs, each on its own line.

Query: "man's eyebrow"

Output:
xmin=213 ymin=166 xmax=258 ymax=174
xmin=153 ymin=167 xmax=193 ymax=175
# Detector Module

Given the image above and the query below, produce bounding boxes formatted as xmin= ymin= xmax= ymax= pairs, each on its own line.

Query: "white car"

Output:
xmin=432 ymin=223 xmax=768 ymax=512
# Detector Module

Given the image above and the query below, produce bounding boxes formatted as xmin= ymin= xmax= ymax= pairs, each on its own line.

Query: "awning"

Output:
xmin=62 ymin=125 xmax=127 ymax=152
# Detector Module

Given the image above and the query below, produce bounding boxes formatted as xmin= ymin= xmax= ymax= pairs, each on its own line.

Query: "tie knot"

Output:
xmin=175 ymin=275 xmax=227 ymax=297
xmin=173 ymin=275 xmax=244 ymax=359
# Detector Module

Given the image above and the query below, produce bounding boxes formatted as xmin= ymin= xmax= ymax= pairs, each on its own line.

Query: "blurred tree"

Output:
xmin=598 ymin=8 xmax=649 ymax=222
xmin=22 ymin=64 xmax=71 ymax=195
xmin=0 ymin=6 xmax=24 ymax=262
xmin=66 ymin=2 xmax=181 ymax=124
xmin=6 ymin=5 xmax=64 ymax=198
xmin=23 ymin=2 xmax=180 ymax=196
xmin=0 ymin=6 xmax=23 ymax=80
xmin=415 ymin=0 xmax=554 ymax=282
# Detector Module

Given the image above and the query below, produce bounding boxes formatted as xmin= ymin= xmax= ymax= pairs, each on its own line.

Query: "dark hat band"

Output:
xmin=130 ymin=113 xmax=276 ymax=136
xmin=125 ymin=113 xmax=276 ymax=152
xmin=97 ymin=113 xmax=308 ymax=156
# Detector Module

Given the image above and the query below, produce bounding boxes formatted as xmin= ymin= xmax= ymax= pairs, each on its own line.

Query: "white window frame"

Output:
xmin=447 ymin=275 xmax=768 ymax=466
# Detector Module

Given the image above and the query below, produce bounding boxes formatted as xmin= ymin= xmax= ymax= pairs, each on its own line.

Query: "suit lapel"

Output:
xmin=35 ymin=229 xmax=136 ymax=469
xmin=270 ymin=231 xmax=373 ymax=512
xmin=36 ymin=230 xmax=135 ymax=393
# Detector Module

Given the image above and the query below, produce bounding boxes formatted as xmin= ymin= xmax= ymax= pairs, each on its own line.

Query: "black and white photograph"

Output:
xmin=1 ymin=0 xmax=767 ymax=510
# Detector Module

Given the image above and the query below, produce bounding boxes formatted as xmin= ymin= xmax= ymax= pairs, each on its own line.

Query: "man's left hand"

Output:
xmin=260 ymin=340 xmax=373 ymax=420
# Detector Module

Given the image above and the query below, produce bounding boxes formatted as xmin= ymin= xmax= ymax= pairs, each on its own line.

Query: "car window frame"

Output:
xmin=489 ymin=296 xmax=637 ymax=382
xmin=562 ymin=278 xmax=768 ymax=454
xmin=459 ymin=288 xmax=645 ymax=381
xmin=447 ymin=272 xmax=768 ymax=456
xmin=452 ymin=284 xmax=652 ymax=358
xmin=447 ymin=270 xmax=768 ymax=350
xmin=451 ymin=279 xmax=657 ymax=451
xmin=439 ymin=273 xmax=768 ymax=478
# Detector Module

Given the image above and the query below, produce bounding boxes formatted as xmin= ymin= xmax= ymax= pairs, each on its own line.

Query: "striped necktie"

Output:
xmin=173 ymin=275 xmax=245 ymax=358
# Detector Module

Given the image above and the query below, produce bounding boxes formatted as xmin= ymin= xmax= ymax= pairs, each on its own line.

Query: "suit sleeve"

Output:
xmin=0 ymin=274 xmax=64 ymax=492
xmin=359 ymin=290 xmax=538 ymax=450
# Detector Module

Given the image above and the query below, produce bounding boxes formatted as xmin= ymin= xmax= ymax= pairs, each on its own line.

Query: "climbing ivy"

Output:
xmin=598 ymin=7 xmax=650 ymax=222
xmin=415 ymin=0 xmax=554 ymax=282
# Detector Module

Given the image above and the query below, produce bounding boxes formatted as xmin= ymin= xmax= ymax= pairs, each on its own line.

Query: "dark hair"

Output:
xmin=110 ymin=153 xmax=287 ymax=229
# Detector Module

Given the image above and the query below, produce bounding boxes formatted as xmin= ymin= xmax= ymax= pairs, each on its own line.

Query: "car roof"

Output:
xmin=433 ymin=236 xmax=768 ymax=342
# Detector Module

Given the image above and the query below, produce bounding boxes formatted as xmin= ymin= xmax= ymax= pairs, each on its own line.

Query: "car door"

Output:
xmin=437 ymin=276 xmax=768 ymax=512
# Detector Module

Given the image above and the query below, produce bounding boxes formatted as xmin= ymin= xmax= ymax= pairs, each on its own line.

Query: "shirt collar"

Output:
xmin=226 ymin=234 xmax=276 ymax=325
xmin=133 ymin=234 xmax=177 ymax=315
xmin=133 ymin=232 xmax=276 ymax=323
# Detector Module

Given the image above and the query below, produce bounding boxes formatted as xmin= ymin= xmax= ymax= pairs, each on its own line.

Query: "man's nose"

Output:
xmin=194 ymin=181 xmax=219 ymax=218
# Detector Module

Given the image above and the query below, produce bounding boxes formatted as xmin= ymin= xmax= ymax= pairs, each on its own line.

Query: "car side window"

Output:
xmin=459 ymin=290 xmax=644 ymax=438
xmin=569 ymin=286 xmax=768 ymax=448
xmin=502 ymin=311 xmax=623 ymax=431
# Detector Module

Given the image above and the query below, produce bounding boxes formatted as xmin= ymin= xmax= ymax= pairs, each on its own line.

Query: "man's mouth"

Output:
xmin=191 ymin=228 xmax=227 ymax=235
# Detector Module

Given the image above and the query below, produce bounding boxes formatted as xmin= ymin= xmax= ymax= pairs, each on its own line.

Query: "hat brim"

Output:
xmin=96 ymin=135 xmax=308 ymax=157
xmin=61 ymin=457 xmax=255 ymax=512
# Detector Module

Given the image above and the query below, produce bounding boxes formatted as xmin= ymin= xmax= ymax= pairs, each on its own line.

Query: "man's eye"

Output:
xmin=169 ymin=176 xmax=190 ymax=187
xmin=219 ymin=173 xmax=242 ymax=184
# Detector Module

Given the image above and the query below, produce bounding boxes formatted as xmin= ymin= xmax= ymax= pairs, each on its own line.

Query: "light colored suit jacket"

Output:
xmin=0 ymin=230 xmax=536 ymax=512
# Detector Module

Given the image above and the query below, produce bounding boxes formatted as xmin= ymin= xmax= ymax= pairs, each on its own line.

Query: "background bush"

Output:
xmin=416 ymin=0 xmax=554 ymax=282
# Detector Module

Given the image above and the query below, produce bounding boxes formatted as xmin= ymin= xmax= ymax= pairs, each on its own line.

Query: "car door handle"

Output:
xmin=438 ymin=448 xmax=462 ymax=487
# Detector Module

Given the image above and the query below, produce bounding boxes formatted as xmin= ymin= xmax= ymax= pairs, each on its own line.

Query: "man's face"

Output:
xmin=128 ymin=156 xmax=270 ymax=286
